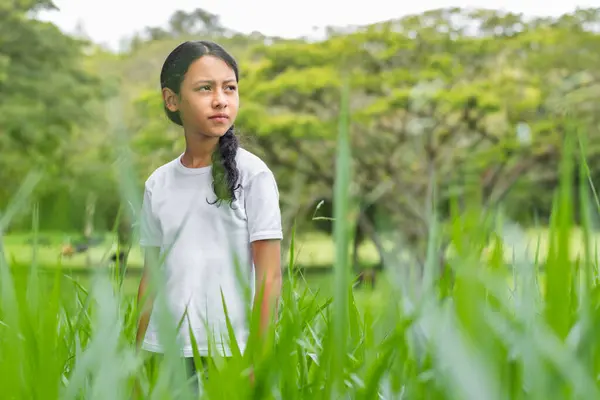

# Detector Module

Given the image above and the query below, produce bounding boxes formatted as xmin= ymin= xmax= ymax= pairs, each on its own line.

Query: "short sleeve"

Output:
xmin=244 ymin=170 xmax=283 ymax=242
xmin=139 ymin=186 xmax=162 ymax=247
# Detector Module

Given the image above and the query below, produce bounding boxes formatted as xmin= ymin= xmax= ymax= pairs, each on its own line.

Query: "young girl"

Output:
xmin=135 ymin=40 xmax=283 ymax=384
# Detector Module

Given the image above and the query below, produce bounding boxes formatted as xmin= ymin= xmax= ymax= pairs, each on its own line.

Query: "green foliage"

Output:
xmin=0 ymin=2 xmax=114 ymax=231
xmin=0 ymin=7 xmax=100 ymax=152
xmin=250 ymin=66 xmax=342 ymax=104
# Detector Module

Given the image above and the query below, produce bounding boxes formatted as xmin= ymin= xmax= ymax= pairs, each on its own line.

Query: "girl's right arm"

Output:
xmin=135 ymin=247 xmax=160 ymax=349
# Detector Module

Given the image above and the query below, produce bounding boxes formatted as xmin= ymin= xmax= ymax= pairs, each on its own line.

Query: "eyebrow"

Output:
xmin=192 ymin=79 xmax=237 ymax=85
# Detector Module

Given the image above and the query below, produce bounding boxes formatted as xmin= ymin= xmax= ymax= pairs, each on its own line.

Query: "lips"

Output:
xmin=208 ymin=114 xmax=229 ymax=125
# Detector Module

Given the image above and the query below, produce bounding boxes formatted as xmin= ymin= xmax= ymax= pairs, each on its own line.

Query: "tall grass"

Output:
xmin=1 ymin=92 xmax=599 ymax=399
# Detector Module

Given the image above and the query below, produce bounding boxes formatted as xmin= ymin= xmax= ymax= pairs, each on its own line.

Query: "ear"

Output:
xmin=162 ymin=88 xmax=179 ymax=112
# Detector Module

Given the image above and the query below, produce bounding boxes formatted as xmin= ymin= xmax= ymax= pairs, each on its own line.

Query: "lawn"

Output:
xmin=4 ymin=226 xmax=599 ymax=270
xmin=3 ymin=230 xmax=382 ymax=270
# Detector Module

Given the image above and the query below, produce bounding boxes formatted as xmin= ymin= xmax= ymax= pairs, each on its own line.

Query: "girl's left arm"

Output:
xmin=251 ymin=238 xmax=282 ymax=336
xmin=245 ymin=169 xmax=284 ymax=337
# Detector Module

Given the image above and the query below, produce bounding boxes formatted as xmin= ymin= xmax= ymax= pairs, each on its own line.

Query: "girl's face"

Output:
xmin=163 ymin=55 xmax=239 ymax=138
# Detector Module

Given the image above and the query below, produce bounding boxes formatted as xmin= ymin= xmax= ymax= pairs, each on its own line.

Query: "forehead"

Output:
xmin=184 ymin=55 xmax=236 ymax=82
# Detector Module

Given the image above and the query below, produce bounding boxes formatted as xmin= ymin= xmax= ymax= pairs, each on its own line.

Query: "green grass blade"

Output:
xmin=327 ymin=77 xmax=353 ymax=397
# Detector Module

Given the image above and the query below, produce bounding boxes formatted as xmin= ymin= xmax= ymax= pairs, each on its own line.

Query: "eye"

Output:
xmin=196 ymin=85 xmax=211 ymax=91
xmin=226 ymin=85 xmax=237 ymax=91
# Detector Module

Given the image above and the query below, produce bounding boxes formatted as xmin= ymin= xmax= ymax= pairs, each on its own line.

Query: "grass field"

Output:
xmin=3 ymin=209 xmax=599 ymax=399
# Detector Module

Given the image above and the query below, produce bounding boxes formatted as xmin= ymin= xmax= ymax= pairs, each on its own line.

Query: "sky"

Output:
xmin=39 ymin=0 xmax=600 ymax=51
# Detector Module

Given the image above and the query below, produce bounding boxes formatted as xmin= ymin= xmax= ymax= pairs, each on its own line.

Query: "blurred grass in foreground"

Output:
xmin=0 ymin=89 xmax=599 ymax=399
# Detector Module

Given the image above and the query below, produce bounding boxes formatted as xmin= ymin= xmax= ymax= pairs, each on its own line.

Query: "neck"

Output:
xmin=181 ymin=130 xmax=219 ymax=168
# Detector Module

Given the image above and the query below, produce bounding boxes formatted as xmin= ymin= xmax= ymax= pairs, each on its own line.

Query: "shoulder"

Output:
xmin=144 ymin=157 xmax=180 ymax=192
xmin=235 ymin=147 xmax=274 ymax=183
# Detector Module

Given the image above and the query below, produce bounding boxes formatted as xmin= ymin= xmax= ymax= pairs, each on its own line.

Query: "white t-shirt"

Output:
xmin=138 ymin=147 xmax=283 ymax=357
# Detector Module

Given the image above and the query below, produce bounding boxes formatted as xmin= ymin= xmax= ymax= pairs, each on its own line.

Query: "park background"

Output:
xmin=1 ymin=1 xmax=600 ymax=399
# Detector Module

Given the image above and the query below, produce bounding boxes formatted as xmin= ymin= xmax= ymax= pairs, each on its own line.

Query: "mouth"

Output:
xmin=209 ymin=114 xmax=229 ymax=120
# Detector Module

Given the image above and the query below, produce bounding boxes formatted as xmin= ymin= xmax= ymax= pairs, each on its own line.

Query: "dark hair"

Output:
xmin=160 ymin=40 xmax=241 ymax=207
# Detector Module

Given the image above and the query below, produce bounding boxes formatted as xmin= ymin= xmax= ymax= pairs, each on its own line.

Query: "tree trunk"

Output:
xmin=357 ymin=212 xmax=386 ymax=271
xmin=352 ymin=215 xmax=362 ymax=273
xmin=115 ymin=205 xmax=133 ymax=277
xmin=84 ymin=192 xmax=96 ymax=267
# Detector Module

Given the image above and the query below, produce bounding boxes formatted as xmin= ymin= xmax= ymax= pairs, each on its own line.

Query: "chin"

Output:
xmin=198 ymin=128 xmax=228 ymax=139
xmin=210 ymin=128 xmax=229 ymax=137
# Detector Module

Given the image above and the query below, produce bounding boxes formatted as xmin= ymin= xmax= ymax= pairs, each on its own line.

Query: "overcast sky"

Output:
xmin=39 ymin=0 xmax=599 ymax=50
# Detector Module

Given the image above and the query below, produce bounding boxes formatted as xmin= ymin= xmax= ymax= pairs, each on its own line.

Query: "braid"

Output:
xmin=208 ymin=125 xmax=241 ymax=207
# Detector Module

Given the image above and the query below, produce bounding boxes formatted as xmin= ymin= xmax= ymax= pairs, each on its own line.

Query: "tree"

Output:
xmin=0 ymin=1 xmax=110 ymax=230
xmin=236 ymin=8 xmax=600 ymax=270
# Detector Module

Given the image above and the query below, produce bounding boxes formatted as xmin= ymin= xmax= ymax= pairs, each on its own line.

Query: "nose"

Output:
xmin=212 ymin=89 xmax=227 ymax=109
